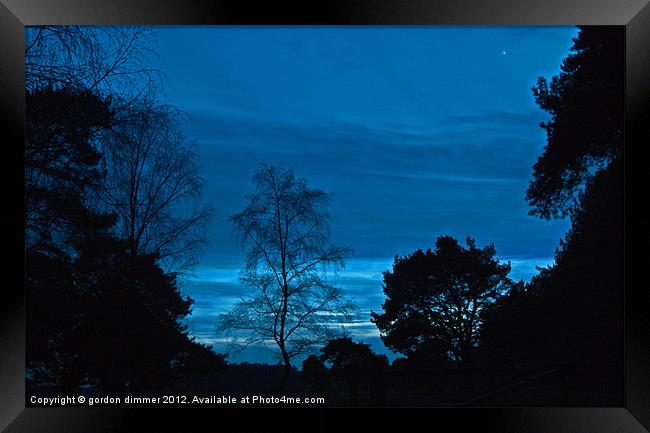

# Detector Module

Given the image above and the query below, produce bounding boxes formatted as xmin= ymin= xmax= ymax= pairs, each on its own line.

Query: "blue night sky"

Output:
xmin=151 ymin=26 xmax=576 ymax=363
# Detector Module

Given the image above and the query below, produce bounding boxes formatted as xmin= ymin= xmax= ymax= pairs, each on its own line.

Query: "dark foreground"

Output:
xmin=27 ymin=361 xmax=622 ymax=408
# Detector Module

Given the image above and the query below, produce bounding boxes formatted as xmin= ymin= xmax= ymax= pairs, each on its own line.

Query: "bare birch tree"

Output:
xmin=97 ymin=103 xmax=211 ymax=272
xmin=219 ymin=165 xmax=356 ymax=387
xmin=25 ymin=26 xmax=158 ymax=97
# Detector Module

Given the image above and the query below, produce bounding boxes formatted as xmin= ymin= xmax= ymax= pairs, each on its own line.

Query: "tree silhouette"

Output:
xmin=97 ymin=101 xmax=211 ymax=272
xmin=173 ymin=340 xmax=228 ymax=375
xmin=482 ymin=162 xmax=623 ymax=368
xmin=301 ymin=355 xmax=328 ymax=394
xmin=30 ymin=225 xmax=227 ymax=394
xmin=26 ymin=86 xmax=115 ymax=256
xmin=25 ymin=29 xmax=223 ymax=394
xmin=71 ymin=233 xmax=196 ymax=393
xmin=480 ymin=26 xmax=624 ymax=404
xmin=320 ymin=337 xmax=388 ymax=406
xmin=320 ymin=338 xmax=388 ymax=373
xmin=27 ymin=250 xmax=83 ymax=389
xmin=25 ymin=26 xmax=159 ymax=103
xmin=526 ymin=26 xmax=623 ymax=219
xmin=26 ymin=86 xmax=119 ymax=388
xmin=478 ymin=279 xmax=538 ymax=364
xmin=219 ymin=164 xmax=356 ymax=389
xmin=371 ymin=235 xmax=512 ymax=366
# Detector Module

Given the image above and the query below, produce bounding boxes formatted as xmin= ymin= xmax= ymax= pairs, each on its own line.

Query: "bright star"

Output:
xmin=502 ymin=50 xmax=507 ymax=55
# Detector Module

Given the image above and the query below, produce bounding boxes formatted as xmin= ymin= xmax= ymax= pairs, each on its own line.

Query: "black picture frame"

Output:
xmin=1 ymin=0 xmax=649 ymax=431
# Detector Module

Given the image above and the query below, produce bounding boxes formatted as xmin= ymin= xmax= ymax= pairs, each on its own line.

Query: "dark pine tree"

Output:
xmin=26 ymin=86 xmax=115 ymax=255
xmin=371 ymin=236 xmax=512 ymax=366
xmin=26 ymin=86 xmax=117 ymax=390
xmin=71 ymin=233 xmax=195 ymax=393
xmin=526 ymin=26 xmax=623 ymax=219
xmin=481 ymin=26 xmax=624 ymax=405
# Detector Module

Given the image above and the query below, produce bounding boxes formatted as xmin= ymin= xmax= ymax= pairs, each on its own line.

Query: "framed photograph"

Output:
xmin=1 ymin=0 xmax=649 ymax=431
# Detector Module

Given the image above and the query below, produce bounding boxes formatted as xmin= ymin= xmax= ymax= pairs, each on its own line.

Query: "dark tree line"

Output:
xmin=367 ymin=26 xmax=623 ymax=404
xmin=481 ymin=161 xmax=623 ymax=370
xmin=481 ymin=26 xmax=624 ymax=386
xmin=25 ymin=26 xmax=224 ymax=395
